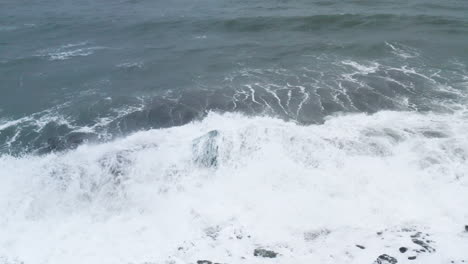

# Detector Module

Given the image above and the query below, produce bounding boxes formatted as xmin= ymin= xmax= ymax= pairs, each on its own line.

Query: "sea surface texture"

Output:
xmin=1 ymin=0 xmax=468 ymax=263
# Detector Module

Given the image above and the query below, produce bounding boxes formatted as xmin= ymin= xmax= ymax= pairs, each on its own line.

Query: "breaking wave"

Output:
xmin=1 ymin=110 xmax=467 ymax=264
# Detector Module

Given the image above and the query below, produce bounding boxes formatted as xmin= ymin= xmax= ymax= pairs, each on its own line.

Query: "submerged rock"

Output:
xmin=204 ymin=225 xmax=221 ymax=240
xmin=192 ymin=130 xmax=220 ymax=168
xmin=374 ymin=254 xmax=398 ymax=264
xmin=304 ymin=229 xmax=331 ymax=241
xmin=254 ymin=248 xmax=278 ymax=258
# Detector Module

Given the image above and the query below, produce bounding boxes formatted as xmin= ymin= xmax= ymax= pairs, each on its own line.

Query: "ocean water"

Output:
xmin=1 ymin=0 xmax=468 ymax=263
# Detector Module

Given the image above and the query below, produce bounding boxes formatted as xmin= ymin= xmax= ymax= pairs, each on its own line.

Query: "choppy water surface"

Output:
xmin=0 ymin=0 xmax=468 ymax=263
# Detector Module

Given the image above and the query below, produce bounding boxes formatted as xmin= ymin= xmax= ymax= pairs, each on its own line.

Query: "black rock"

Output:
xmin=356 ymin=245 xmax=366 ymax=249
xmin=399 ymin=247 xmax=408 ymax=253
xmin=254 ymin=248 xmax=278 ymax=258
xmin=408 ymin=256 xmax=417 ymax=260
xmin=411 ymin=232 xmax=435 ymax=253
xmin=374 ymin=254 xmax=398 ymax=264
xmin=197 ymin=260 xmax=221 ymax=264
xmin=465 ymin=225 xmax=468 ymax=232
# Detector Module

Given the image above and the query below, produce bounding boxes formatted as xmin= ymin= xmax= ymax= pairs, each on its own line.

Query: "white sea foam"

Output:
xmin=47 ymin=47 xmax=104 ymax=60
xmin=37 ymin=42 xmax=108 ymax=61
xmin=116 ymin=61 xmax=144 ymax=69
xmin=0 ymin=110 xmax=467 ymax=264
xmin=341 ymin=60 xmax=380 ymax=74
xmin=385 ymin=42 xmax=420 ymax=59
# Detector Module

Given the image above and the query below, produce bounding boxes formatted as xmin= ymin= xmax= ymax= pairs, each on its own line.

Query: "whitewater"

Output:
xmin=1 ymin=109 xmax=467 ymax=264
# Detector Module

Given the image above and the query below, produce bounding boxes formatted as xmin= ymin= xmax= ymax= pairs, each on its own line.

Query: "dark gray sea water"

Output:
xmin=1 ymin=0 xmax=467 ymax=154
xmin=1 ymin=1 xmax=468 ymax=263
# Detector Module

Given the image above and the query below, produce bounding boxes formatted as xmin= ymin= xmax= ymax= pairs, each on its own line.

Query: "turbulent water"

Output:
xmin=1 ymin=0 xmax=468 ymax=263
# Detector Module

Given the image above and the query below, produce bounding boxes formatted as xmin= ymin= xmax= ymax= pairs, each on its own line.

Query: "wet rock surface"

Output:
xmin=192 ymin=130 xmax=220 ymax=168
xmin=411 ymin=231 xmax=435 ymax=253
xmin=374 ymin=254 xmax=398 ymax=264
xmin=369 ymin=227 xmax=441 ymax=263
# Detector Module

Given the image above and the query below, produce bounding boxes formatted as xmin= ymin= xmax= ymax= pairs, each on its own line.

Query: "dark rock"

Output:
xmin=192 ymin=130 xmax=220 ymax=168
xmin=411 ymin=232 xmax=435 ymax=253
xmin=356 ymin=245 xmax=365 ymax=249
xmin=465 ymin=225 xmax=468 ymax=232
xmin=408 ymin=256 xmax=416 ymax=260
xmin=399 ymin=247 xmax=408 ymax=253
xmin=197 ymin=260 xmax=221 ymax=264
xmin=197 ymin=261 xmax=212 ymax=264
xmin=254 ymin=248 xmax=278 ymax=258
xmin=374 ymin=254 xmax=398 ymax=264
